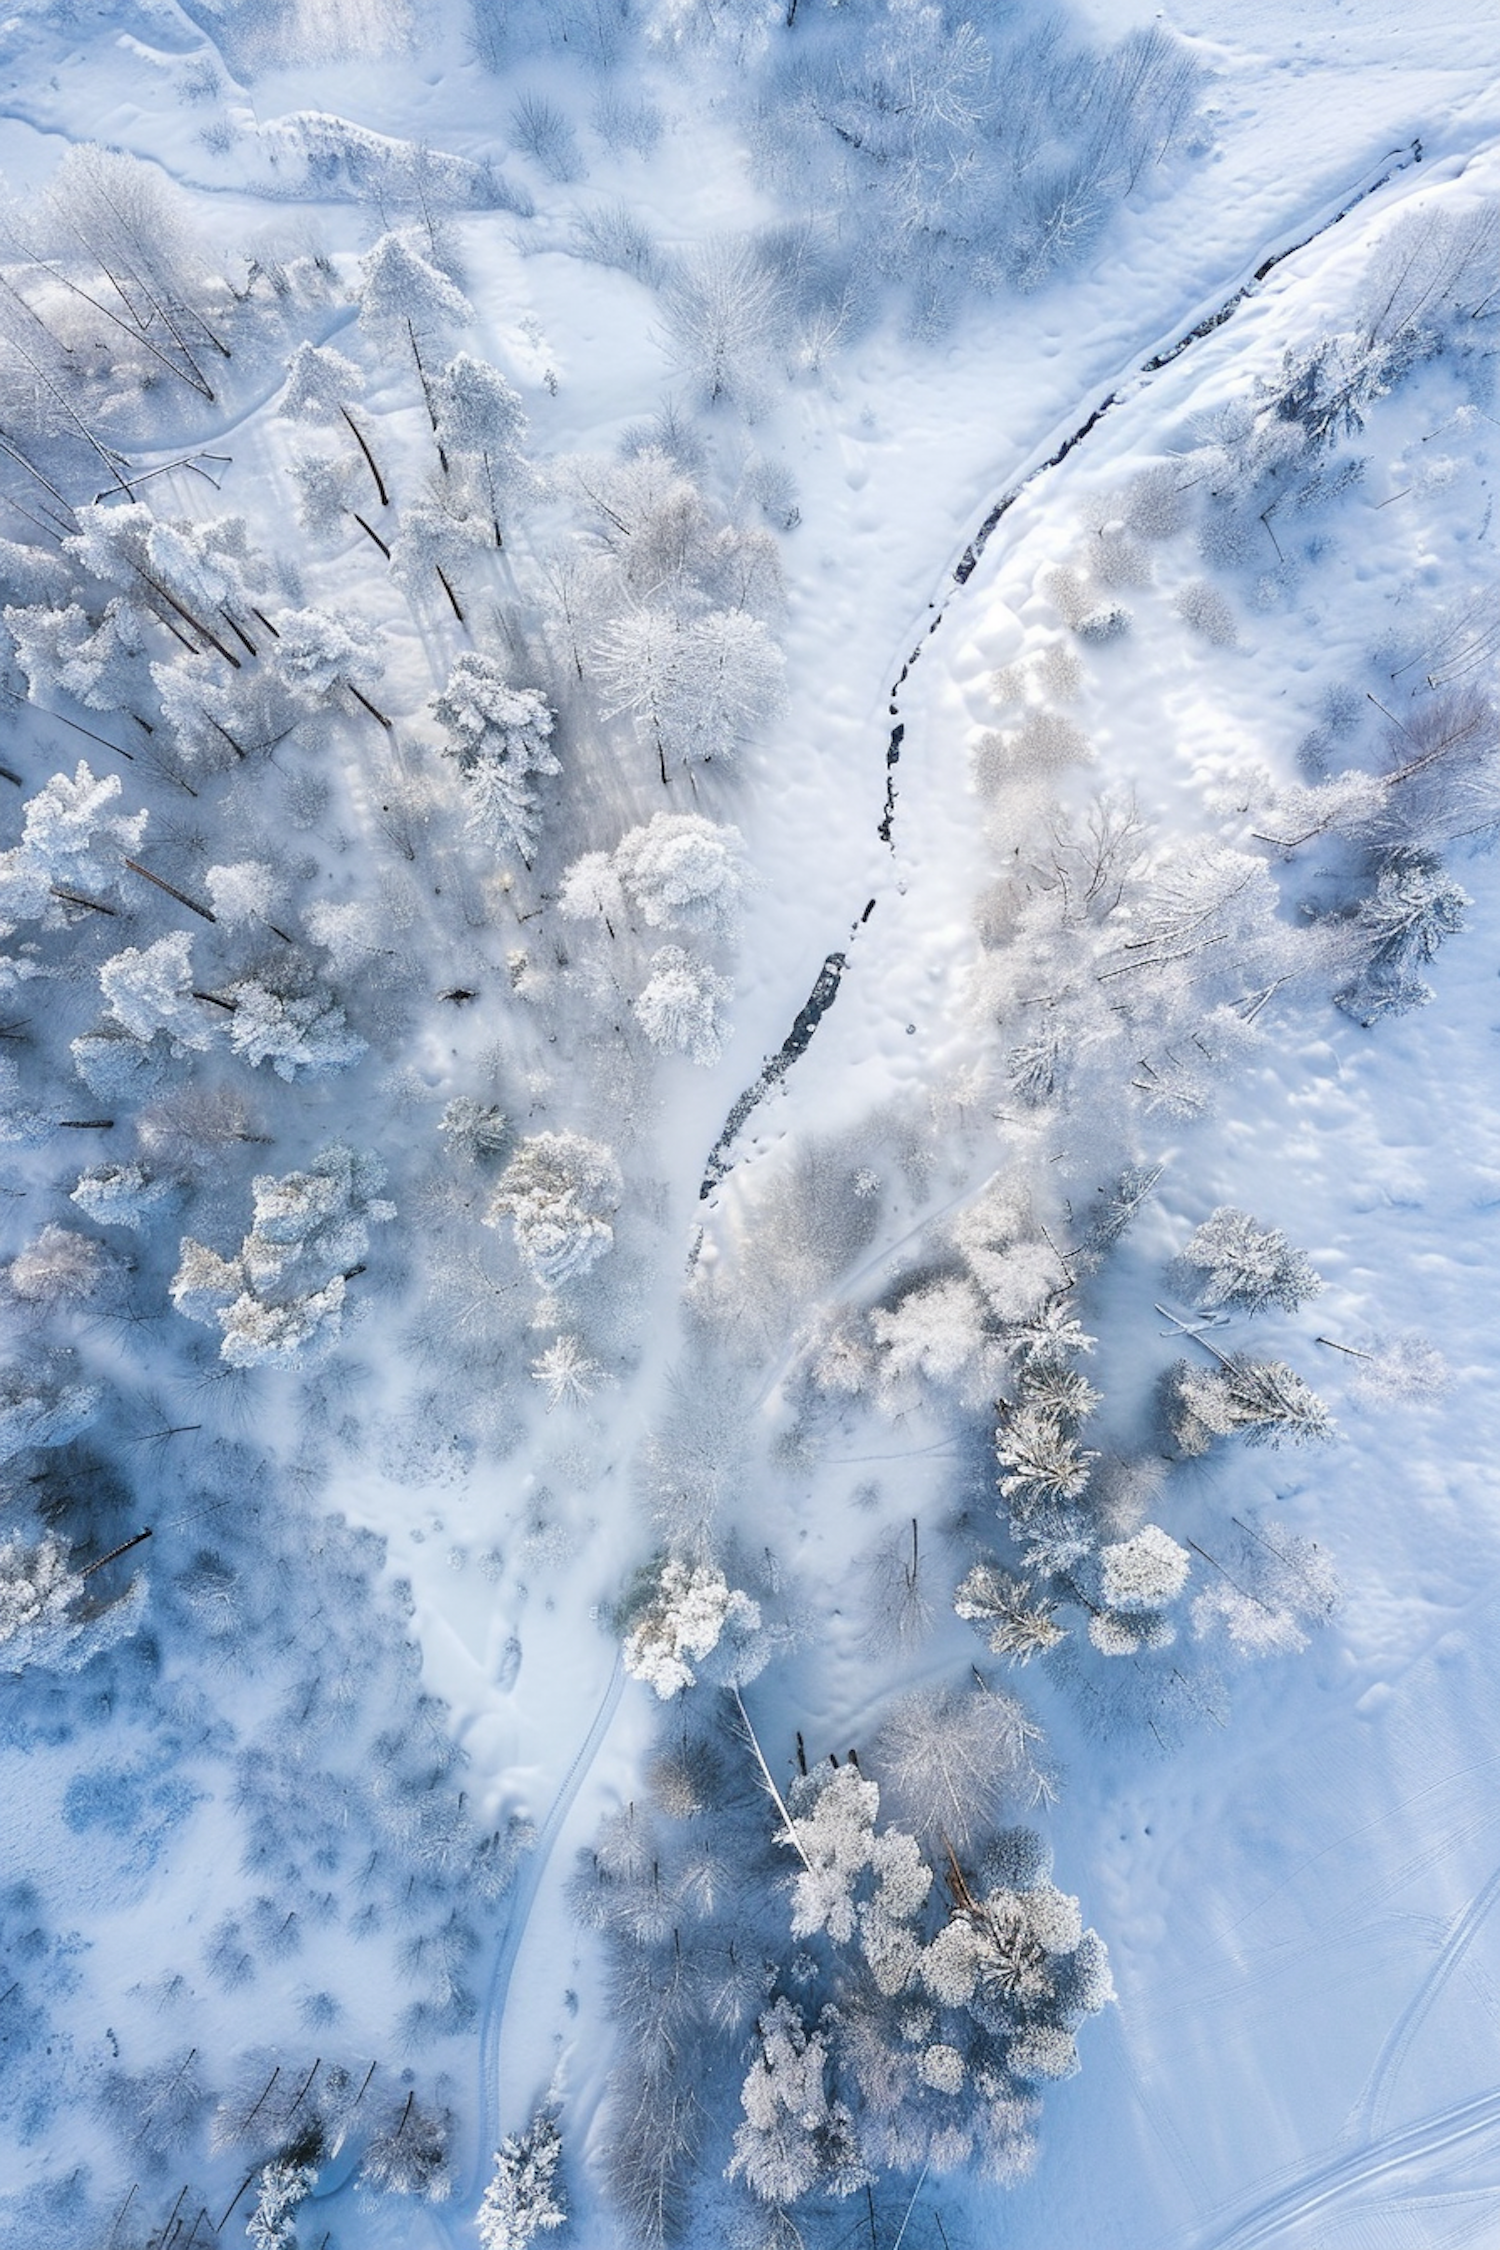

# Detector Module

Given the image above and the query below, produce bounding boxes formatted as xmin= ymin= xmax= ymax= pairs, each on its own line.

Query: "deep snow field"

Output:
xmin=4 ymin=1 xmax=1500 ymax=2246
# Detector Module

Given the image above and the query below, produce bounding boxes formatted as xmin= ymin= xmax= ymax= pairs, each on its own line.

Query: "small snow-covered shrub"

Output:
xmin=1175 ymin=579 xmax=1238 ymax=645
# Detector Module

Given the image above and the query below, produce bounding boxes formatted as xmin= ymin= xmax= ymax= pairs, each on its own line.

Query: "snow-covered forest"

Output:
xmin=4 ymin=0 xmax=1500 ymax=2244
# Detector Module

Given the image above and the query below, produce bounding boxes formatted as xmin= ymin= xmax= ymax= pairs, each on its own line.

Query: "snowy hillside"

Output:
xmin=3 ymin=3 xmax=1500 ymax=2248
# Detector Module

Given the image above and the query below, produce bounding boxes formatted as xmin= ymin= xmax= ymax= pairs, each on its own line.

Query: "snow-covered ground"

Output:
xmin=4 ymin=1 xmax=1500 ymax=2246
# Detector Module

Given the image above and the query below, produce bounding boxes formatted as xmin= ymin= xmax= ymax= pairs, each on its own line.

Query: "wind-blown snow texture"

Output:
xmin=3 ymin=0 xmax=1500 ymax=2246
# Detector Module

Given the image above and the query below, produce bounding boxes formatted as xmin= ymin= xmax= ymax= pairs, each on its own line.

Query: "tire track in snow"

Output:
xmin=1184 ymin=2085 xmax=1500 ymax=2250
xmin=1351 ymin=1861 xmax=1500 ymax=2143
xmin=698 ymin=136 xmax=1423 ymax=1201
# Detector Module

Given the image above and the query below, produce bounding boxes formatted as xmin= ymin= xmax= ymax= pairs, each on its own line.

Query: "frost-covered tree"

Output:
xmin=100 ymin=933 xmax=217 ymax=1054
xmin=70 ymin=1159 xmax=173 ymax=1232
xmin=171 ymin=1144 xmax=393 ymax=1369
xmin=954 ymin=1562 xmax=1067 ymax=1662
xmin=594 ymin=605 xmax=784 ymax=780
xmin=270 ymin=605 xmax=388 ymax=724
xmin=360 ymin=231 xmax=473 ymax=453
xmin=530 ymin=1333 xmax=603 ymax=1409
xmin=486 ymin=1130 xmax=622 ymax=1287
xmin=390 ymin=497 xmax=488 ymax=622
xmin=225 ymin=981 xmax=366 ymax=1082
xmin=0 ymin=1529 xmax=144 ymax=1675
xmin=729 ymin=1996 xmax=869 ymax=2206
xmin=359 ymin=2090 xmax=455 ymax=2199
xmin=431 ymin=653 xmax=558 ymax=863
xmin=435 ymin=354 xmax=529 ymax=546
xmin=875 ymin=1682 xmax=1047 ymax=1854
xmin=1098 ymin=1525 xmax=1189 ymax=1612
xmin=245 ymin=2158 xmax=316 ymax=2250
xmin=1165 ymin=1351 xmax=1335 ymax=1454
xmin=622 ymin=1557 xmax=762 ymax=1698
xmin=633 ymin=946 xmax=733 ymax=1065
xmin=477 ymin=2109 xmax=566 ymax=2249
xmin=205 ymin=861 xmax=288 ymax=937
xmin=996 ymin=1399 xmax=1097 ymax=1511
xmin=659 ymin=235 xmax=786 ymax=413
xmin=1335 ymin=849 xmax=1469 ymax=1024
xmin=1191 ymin=1515 xmax=1341 ymax=1657
xmin=871 ymin=1275 xmax=994 ymax=1400
xmin=605 ymin=812 xmax=747 ymax=935
xmin=0 ymin=760 xmax=145 ymax=933
xmin=279 ymin=338 xmax=388 ymax=506
xmin=0 ymin=1357 xmax=100 ymax=1464
xmin=1174 ymin=1207 xmax=1322 ymax=1316
xmin=8 ymin=1223 xmax=122 ymax=1308
xmin=439 ymin=1096 xmax=508 ymax=1158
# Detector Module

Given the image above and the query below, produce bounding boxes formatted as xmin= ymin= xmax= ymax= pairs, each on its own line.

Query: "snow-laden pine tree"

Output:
xmin=1174 ymin=1207 xmax=1322 ymax=1315
xmin=476 ymin=2110 xmax=566 ymax=2249
xmin=729 ymin=1996 xmax=870 ymax=2207
xmin=100 ymin=933 xmax=217 ymax=1055
xmin=171 ymin=1144 xmax=393 ymax=1368
xmin=245 ymin=2158 xmax=317 ymax=2250
xmin=430 ymin=652 xmax=558 ymax=863
xmin=0 ymin=1530 xmax=144 ymax=1675
xmin=225 ymin=981 xmax=366 ymax=1082
xmin=0 ymin=761 xmax=145 ymax=934
xmin=954 ymin=1562 xmax=1067 ymax=1662
xmin=1335 ymin=848 xmax=1469 ymax=1023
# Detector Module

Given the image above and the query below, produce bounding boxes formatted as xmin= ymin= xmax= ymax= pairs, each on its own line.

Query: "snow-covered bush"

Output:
xmin=69 ymin=1160 xmax=173 ymax=1233
xmin=1334 ymin=848 xmax=1469 ymax=1023
xmin=486 ymin=1130 xmax=622 ymax=1287
xmin=99 ymin=933 xmax=216 ymax=1055
xmin=954 ymin=1563 xmax=1066 ymax=1662
xmin=0 ymin=762 xmax=145 ymax=934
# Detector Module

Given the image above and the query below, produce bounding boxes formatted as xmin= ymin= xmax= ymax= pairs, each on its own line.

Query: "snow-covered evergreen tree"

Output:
xmin=1166 ymin=1352 xmax=1335 ymax=1452
xmin=430 ymin=653 xmax=558 ymax=862
xmin=245 ymin=2158 xmax=316 ymax=2250
xmin=622 ymin=1557 xmax=761 ymax=1698
xmin=476 ymin=2110 xmax=566 ymax=2249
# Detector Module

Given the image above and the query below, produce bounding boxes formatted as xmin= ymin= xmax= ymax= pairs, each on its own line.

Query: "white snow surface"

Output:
xmin=3 ymin=0 xmax=1500 ymax=2245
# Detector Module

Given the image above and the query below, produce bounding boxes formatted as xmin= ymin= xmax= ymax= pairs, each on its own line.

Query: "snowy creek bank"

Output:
xmin=697 ymin=136 xmax=1423 ymax=1207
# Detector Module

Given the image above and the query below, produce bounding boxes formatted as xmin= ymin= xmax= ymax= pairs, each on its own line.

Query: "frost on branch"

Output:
xmin=486 ymin=1130 xmax=622 ymax=1287
xmin=477 ymin=2108 xmax=566 ymax=2249
xmin=171 ymin=1144 xmax=394 ymax=1369
xmin=622 ymin=1556 xmax=761 ymax=1698
xmin=1173 ymin=1206 xmax=1322 ymax=1315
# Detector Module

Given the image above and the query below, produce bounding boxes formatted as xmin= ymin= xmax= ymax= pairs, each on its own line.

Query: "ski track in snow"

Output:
xmin=1350 ymin=1860 xmax=1500 ymax=2144
xmin=1185 ymin=2086 xmax=1500 ymax=2250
